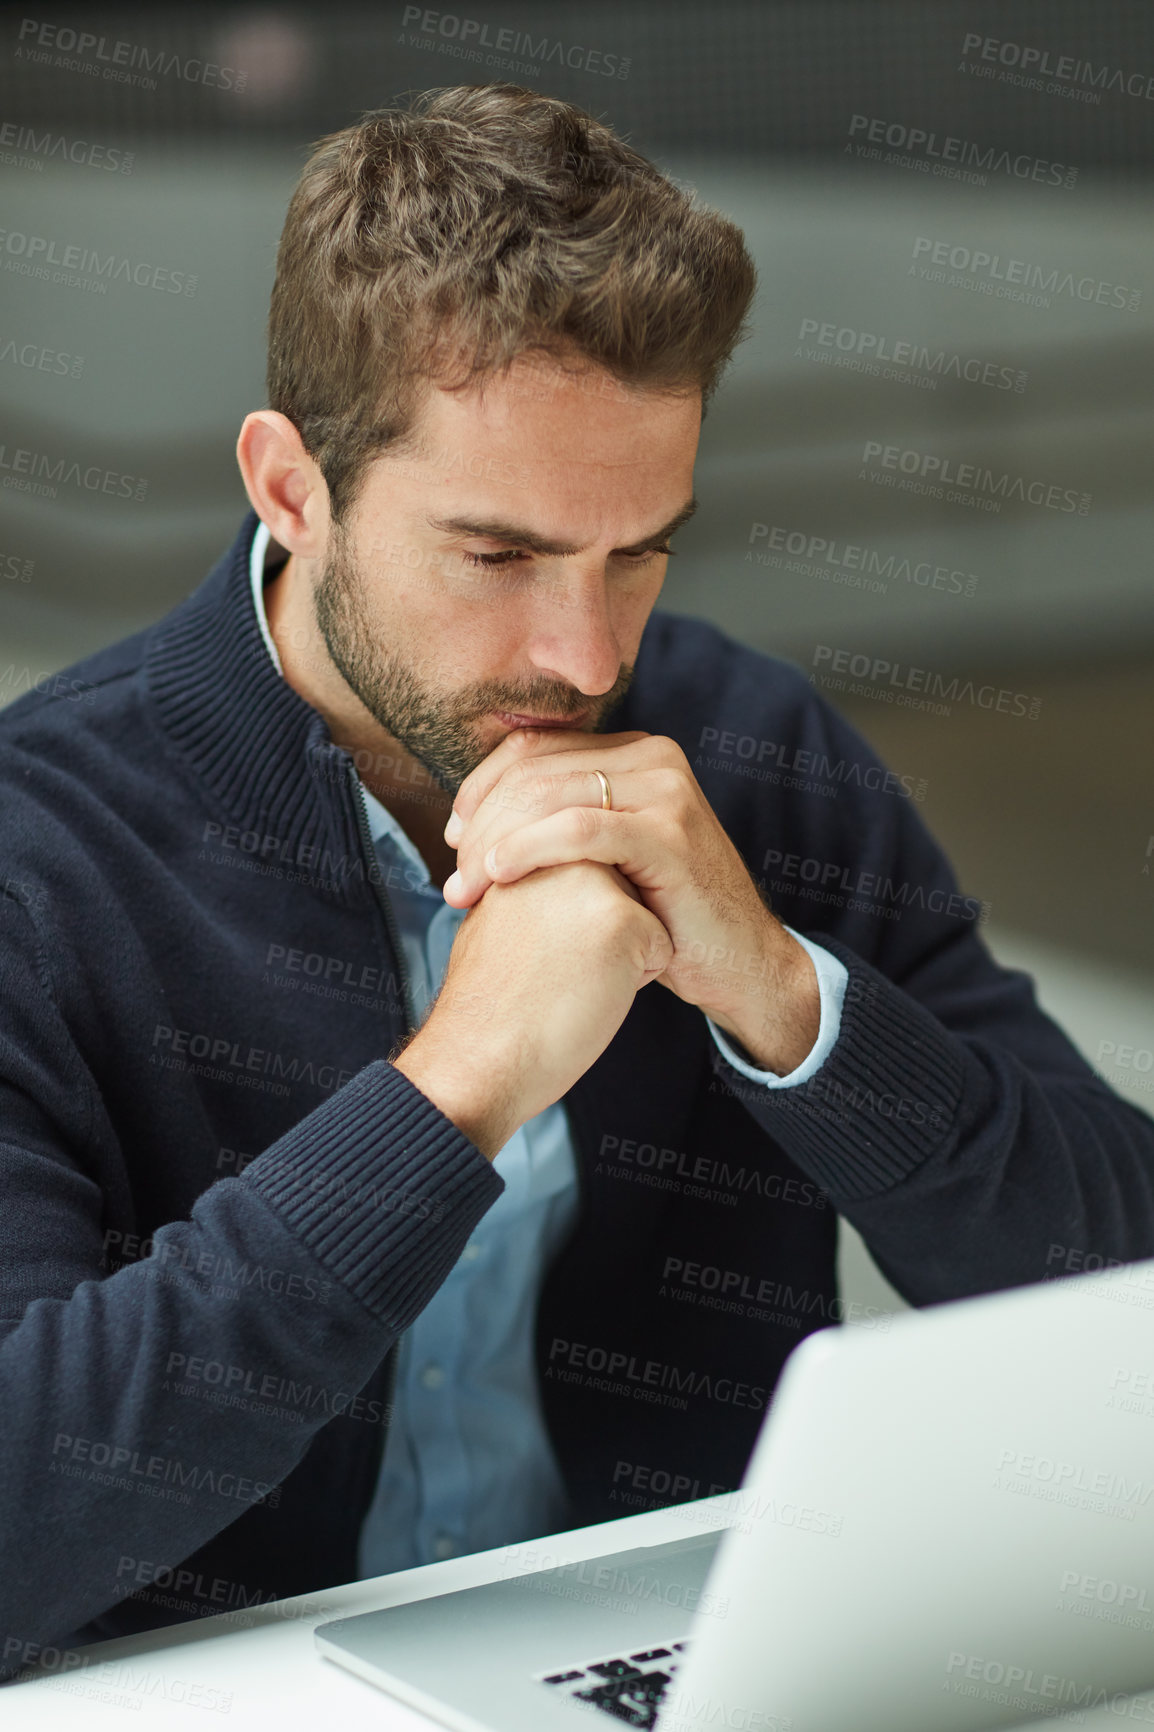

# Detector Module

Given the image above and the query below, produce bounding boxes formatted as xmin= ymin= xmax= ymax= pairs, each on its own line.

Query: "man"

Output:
xmin=2 ymin=83 xmax=1151 ymax=1675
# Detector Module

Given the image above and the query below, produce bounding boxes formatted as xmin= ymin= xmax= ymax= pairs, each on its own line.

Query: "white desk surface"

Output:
xmin=7 ymin=1491 xmax=1153 ymax=1732
xmin=2 ymin=1495 xmax=734 ymax=1730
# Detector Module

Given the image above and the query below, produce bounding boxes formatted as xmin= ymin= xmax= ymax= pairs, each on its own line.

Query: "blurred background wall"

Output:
xmin=2 ymin=0 xmax=1151 ymax=1315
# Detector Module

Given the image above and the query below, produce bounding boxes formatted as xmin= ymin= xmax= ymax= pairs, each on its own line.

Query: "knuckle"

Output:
xmin=658 ymin=807 xmax=686 ymax=850
xmin=582 ymin=863 xmax=622 ymax=904
xmin=648 ymin=733 xmax=685 ymax=765
xmin=604 ymin=899 xmax=638 ymax=940
xmin=655 ymin=765 xmax=687 ymax=803
xmin=570 ymin=804 xmax=603 ymax=845
xmin=509 ymin=776 xmax=543 ymax=815
xmin=496 ymin=772 xmax=538 ymax=815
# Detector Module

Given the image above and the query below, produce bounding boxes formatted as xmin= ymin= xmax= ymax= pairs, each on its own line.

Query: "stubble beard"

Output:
xmin=312 ymin=524 xmax=633 ymax=798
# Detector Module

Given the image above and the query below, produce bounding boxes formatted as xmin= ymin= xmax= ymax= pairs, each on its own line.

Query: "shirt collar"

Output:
xmin=248 ymin=519 xmax=284 ymax=675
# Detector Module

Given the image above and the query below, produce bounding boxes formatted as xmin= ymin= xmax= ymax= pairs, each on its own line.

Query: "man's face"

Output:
xmin=311 ymin=351 xmax=702 ymax=797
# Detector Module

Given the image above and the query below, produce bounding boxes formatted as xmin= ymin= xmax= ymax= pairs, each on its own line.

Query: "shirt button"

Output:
xmin=460 ymin=1242 xmax=482 ymax=1263
xmin=420 ymin=1363 xmax=445 ymax=1390
xmin=432 ymin=1533 xmax=457 ymax=1560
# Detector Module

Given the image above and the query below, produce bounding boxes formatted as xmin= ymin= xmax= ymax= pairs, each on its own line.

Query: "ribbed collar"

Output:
xmin=145 ymin=508 xmax=370 ymax=904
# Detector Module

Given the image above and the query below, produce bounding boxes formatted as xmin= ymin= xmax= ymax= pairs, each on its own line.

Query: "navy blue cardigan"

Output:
xmin=2 ymin=510 xmax=1151 ymax=1672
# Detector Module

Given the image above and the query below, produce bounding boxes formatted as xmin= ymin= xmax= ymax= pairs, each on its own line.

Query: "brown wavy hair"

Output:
xmin=267 ymin=83 xmax=758 ymax=521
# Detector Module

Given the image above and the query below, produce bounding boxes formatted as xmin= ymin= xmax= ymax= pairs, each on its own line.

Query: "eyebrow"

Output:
xmin=425 ymin=496 xmax=698 ymax=557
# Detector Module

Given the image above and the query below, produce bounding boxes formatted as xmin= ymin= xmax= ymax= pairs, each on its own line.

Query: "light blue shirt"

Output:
xmin=247 ymin=520 xmax=847 ymax=1569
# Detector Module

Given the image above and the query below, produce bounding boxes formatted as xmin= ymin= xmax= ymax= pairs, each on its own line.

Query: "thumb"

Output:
xmin=637 ymin=907 xmax=675 ymax=980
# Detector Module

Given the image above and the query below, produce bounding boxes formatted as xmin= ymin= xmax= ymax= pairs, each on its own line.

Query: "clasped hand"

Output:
xmin=440 ymin=726 xmax=819 ymax=1072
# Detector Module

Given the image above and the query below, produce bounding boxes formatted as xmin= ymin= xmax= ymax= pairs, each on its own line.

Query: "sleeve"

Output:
xmin=0 ymin=886 xmax=504 ymax=1676
xmin=705 ymin=926 xmax=848 ymax=1087
xmin=703 ymin=670 xmax=1154 ymax=1309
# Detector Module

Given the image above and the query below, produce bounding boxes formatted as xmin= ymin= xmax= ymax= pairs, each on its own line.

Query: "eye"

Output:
xmin=460 ymin=545 xmax=675 ymax=570
xmin=630 ymin=544 xmax=674 ymax=566
xmin=461 ymin=550 xmax=524 ymax=569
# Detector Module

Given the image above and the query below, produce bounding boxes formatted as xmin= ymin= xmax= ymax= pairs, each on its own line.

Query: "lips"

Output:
xmin=494 ymin=709 xmax=589 ymax=730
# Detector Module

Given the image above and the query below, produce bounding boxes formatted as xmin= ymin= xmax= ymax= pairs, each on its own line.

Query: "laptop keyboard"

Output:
xmin=536 ymin=1639 xmax=689 ymax=1728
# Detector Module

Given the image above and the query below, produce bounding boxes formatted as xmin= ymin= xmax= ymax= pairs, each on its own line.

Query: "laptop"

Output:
xmin=316 ymin=1257 xmax=1154 ymax=1731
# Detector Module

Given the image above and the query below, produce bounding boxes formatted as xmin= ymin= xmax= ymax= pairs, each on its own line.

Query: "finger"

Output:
xmin=444 ymin=808 xmax=674 ymax=907
xmin=444 ymin=728 xmax=652 ymax=844
xmin=449 ymin=765 xmax=676 ymax=904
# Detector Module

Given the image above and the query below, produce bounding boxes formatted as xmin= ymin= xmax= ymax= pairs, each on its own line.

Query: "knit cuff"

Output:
xmin=240 ymin=1059 xmax=504 ymax=1326
xmin=708 ymin=932 xmax=964 ymax=1203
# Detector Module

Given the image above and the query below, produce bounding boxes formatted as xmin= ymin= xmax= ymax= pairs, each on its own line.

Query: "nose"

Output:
xmin=520 ymin=571 xmax=625 ymax=700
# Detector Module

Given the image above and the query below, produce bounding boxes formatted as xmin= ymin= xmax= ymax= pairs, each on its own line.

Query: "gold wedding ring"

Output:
xmin=592 ymin=769 xmax=612 ymax=811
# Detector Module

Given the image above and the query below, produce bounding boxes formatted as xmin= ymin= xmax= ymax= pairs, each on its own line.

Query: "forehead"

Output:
xmin=421 ymin=352 xmax=700 ymax=461
xmin=364 ymin=357 xmax=700 ymax=523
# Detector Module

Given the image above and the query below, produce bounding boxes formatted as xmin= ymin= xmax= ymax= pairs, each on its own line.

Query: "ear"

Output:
xmin=236 ymin=411 xmax=330 ymax=556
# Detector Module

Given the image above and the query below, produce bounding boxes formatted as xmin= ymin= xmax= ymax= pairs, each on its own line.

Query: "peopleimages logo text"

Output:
xmin=400 ymin=7 xmax=630 ymax=77
xmin=0 ymin=120 xmax=133 ymax=172
xmin=860 ymin=441 xmax=1090 ymax=514
xmin=797 ymin=317 xmax=1025 ymax=391
xmin=0 ymin=226 xmax=196 ymax=293
xmin=847 ymin=113 xmax=1077 ymax=187
xmin=547 ymin=1338 xmax=767 ymax=1411
xmin=911 ymin=236 xmax=1142 ymax=311
xmin=749 ymin=523 xmax=978 ymax=597
xmin=0 ymin=442 xmax=146 ymax=500
xmin=15 ymin=18 xmax=247 ymax=91
xmin=960 ymin=33 xmax=1154 ymax=102
xmin=812 ymin=644 xmax=1042 ymax=720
